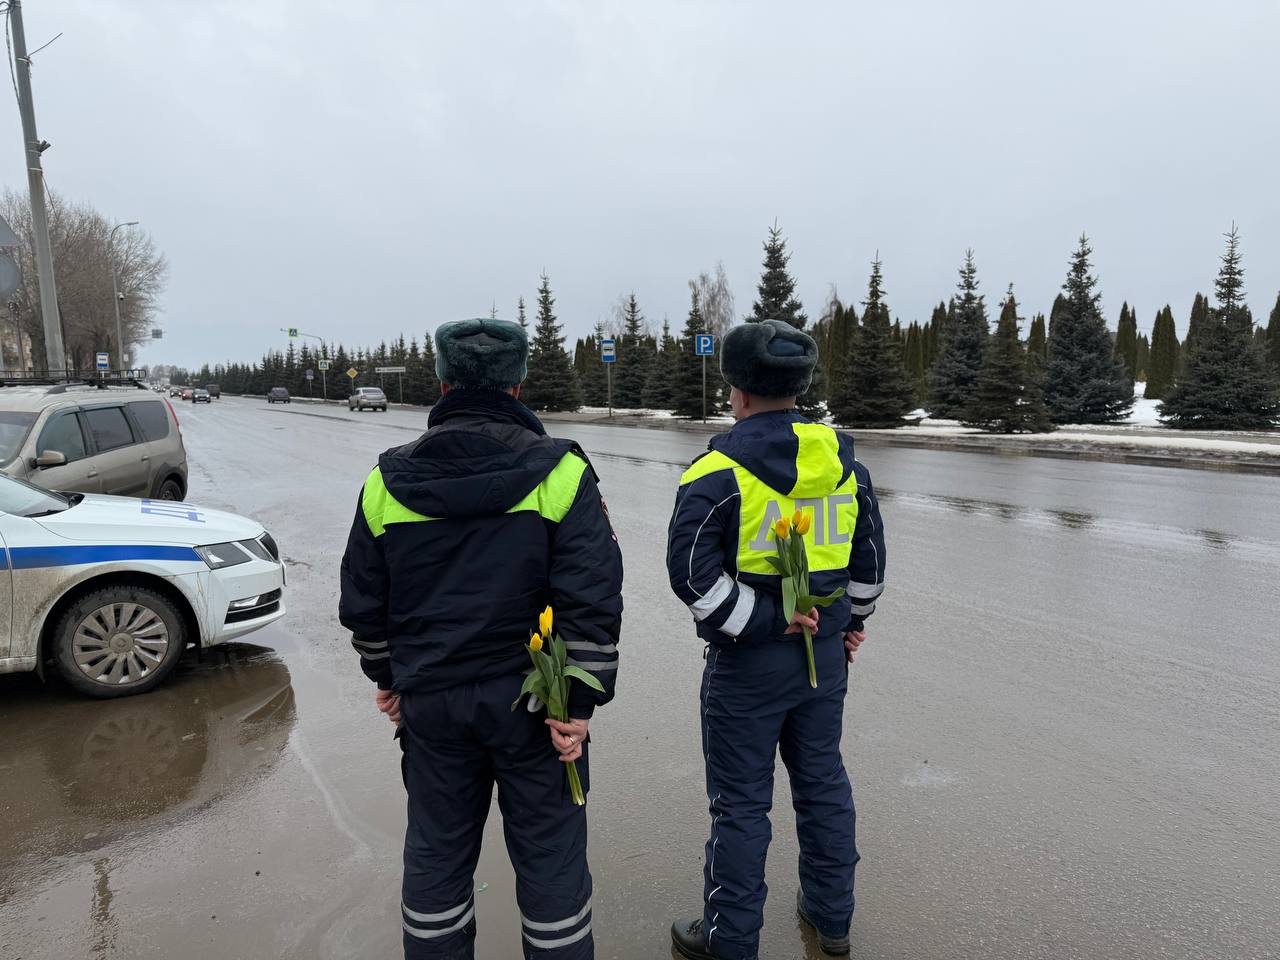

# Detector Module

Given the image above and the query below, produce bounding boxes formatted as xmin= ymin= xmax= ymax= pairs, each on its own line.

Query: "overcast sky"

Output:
xmin=5 ymin=0 xmax=1279 ymax=368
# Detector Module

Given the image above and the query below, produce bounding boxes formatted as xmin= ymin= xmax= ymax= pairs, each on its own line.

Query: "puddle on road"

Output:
xmin=0 ymin=644 xmax=297 ymax=905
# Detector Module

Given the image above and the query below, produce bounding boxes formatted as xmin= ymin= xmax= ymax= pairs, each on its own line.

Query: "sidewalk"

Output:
xmin=540 ymin=408 xmax=1280 ymax=475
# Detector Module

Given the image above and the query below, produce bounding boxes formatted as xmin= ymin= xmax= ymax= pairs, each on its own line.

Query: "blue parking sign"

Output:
xmin=695 ymin=334 xmax=715 ymax=357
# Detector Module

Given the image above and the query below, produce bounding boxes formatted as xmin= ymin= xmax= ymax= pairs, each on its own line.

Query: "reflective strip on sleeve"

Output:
xmin=718 ymin=582 xmax=756 ymax=637
xmin=688 ymin=573 xmax=735 ymax=620
xmin=848 ymin=580 xmax=884 ymax=600
xmin=568 ymin=656 xmax=618 ymax=673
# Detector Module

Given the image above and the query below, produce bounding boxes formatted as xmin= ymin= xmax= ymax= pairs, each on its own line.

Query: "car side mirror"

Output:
xmin=34 ymin=450 xmax=67 ymax=469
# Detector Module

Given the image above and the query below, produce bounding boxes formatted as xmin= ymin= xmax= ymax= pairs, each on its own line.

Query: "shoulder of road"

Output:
xmin=231 ymin=394 xmax=1280 ymax=475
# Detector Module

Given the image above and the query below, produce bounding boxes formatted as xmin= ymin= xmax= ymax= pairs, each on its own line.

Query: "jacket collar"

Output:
xmin=427 ymin=388 xmax=547 ymax=436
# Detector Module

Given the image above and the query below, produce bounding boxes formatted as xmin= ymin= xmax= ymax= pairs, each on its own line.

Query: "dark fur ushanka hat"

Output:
xmin=720 ymin=319 xmax=818 ymax=398
xmin=434 ymin=319 xmax=529 ymax=389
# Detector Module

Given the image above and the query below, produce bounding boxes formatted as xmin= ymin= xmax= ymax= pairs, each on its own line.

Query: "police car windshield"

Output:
xmin=0 ymin=473 xmax=72 ymax=517
xmin=0 ymin=412 xmax=38 ymax=467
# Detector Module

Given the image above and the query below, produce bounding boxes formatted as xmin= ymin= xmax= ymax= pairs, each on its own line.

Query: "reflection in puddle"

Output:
xmin=878 ymin=487 xmax=1028 ymax=524
xmin=1049 ymin=509 xmax=1096 ymax=530
xmin=91 ymin=858 xmax=117 ymax=958
xmin=0 ymin=644 xmax=297 ymax=904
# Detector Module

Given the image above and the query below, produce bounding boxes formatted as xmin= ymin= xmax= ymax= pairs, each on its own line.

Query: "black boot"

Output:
xmin=796 ymin=889 xmax=851 ymax=956
xmin=671 ymin=916 xmax=716 ymax=960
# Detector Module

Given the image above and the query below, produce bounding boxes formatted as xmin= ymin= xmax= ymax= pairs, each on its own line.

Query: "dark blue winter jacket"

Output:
xmin=338 ymin=389 xmax=623 ymax=717
xmin=665 ymin=410 xmax=884 ymax=645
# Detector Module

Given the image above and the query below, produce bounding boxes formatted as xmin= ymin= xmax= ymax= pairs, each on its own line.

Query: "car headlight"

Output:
xmin=195 ymin=541 xmax=252 ymax=569
xmin=237 ymin=538 xmax=273 ymax=561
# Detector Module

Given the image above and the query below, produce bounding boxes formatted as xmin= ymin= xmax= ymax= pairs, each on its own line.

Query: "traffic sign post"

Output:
xmin=376 ymin=365 xmax=407 ymax=404
xmin=95 ymin=351 xmax=109 ymax=372
xmin=695 ymin=334 xmax=715 ymax=423
xmin=317 ymin=359 xmax=330 ymax=401
xmin=287 ymin=327 xmax=299 ymax=338
xmin=305 ymin=368 xmax=314 ymax=396
xmin=601 ymin=338 xmax=616 ymax=417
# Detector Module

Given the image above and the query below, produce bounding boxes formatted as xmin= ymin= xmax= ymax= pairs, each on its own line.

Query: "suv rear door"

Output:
xmin=125 ymin=398 xmax=183 ymax=497
xmin=31 ymin=408 xmax=102 ymax=493
xmin=80 ymin=404 xmax=150 ymax=496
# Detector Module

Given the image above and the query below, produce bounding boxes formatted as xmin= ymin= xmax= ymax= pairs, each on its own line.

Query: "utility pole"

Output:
xmin=9 ymin=0 xmax=65 ymax=374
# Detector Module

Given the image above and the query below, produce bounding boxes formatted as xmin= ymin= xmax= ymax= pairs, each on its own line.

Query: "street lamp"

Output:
xmin=109 ymin=221 xmax=139 ymax=371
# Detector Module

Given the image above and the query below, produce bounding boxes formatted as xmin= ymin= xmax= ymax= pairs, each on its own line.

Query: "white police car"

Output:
xmin=0 ymin=473 xmax=286 ymax=697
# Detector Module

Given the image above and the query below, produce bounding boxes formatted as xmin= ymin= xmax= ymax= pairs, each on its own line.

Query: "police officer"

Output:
xmin=339 ymin=318 xmax=623 ymax=960
xmin=665 ymin=320 xmax=886 ymax=960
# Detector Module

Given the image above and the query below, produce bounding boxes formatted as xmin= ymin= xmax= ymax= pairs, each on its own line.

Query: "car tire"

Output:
xmin=155 ymin=477 xmax=184 ymax=501
xmin=52 ymin=585 xmax=187 ymax=698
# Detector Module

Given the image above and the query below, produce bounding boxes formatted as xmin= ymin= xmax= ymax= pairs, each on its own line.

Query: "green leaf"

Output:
xmin=782 ymin=575 xmax=798 ymax=621
xmin=764 ymin=555 xmax=788 ymax=574
xmin=511 ymin=670 xmax=544 ymax=711
xmin=564 ymin=665 xmax=606 ymax=692
xmin=553 ymin=633 xmax=568 ymax=672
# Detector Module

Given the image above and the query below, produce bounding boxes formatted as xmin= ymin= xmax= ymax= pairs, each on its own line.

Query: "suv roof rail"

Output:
xmin=0 ymin=371 xmax=150 ymax=392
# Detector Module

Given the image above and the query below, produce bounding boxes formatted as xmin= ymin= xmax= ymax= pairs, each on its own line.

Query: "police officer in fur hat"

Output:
xmin=340 ymin=318 xmax=623 ymax=959
xmin=665 ymin=319 xmax=886 ymax=959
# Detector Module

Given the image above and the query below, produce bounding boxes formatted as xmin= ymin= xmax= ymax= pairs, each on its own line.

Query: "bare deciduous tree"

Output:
xmin=689 ymin=261 xmax=735 ymax=336
xmin=1 ymin=189 xmax=168 ymax=371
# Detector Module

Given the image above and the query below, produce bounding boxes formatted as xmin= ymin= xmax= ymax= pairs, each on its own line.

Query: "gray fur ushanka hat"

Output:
xmin=720 ymin=319 xmax=818 ymax=398
xmin=434 ymin=319 xmax=529 ymax=389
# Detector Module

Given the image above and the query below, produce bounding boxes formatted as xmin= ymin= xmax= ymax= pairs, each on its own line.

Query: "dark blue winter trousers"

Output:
xmin=398 ymin=674 xmax=593 ymax=960
xmin=699 ymin=632 xmax=858 ymax=960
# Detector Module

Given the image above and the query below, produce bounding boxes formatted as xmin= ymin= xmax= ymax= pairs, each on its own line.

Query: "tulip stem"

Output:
xmin=802 ymin=625 xmax=817 ymax=689
xmin=566 ymin=759 xmax=585 ymax=805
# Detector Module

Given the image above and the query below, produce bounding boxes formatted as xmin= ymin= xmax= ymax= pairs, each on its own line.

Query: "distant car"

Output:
xmin=267 ymin=387 xmax=290 ymax=404
xmin=0 ymin=384 xmax=188 ymax=500
xmin=348 ymin=387 xmax=387 ymax=412
xmin=169 ymin=387 xmax=182 ymax=398
xmin=0 ymin=472 xmax=286 ymax=697
xmin=192 ymin=389 xmax=211 ymax=404
xmin=181 ymin=389 xmax=194 ymax=401
xmin=206 ymin=384 xmax=221 ymax=400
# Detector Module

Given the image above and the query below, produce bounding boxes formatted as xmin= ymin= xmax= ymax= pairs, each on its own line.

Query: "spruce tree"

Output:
xmin=1044 ymin=236 xmax=1134 ymax=423
xmin=926 ymin=251 xmax=989 ymax=418
xmin=1114 ymin=302 xmax=1138 ymax=382
xmin=673 ymin=289 xmax=712 ymax=419
xmin=925 ymin=302 xmax=947 ymax=368
xmin=828 ymin=257 xmax=915 ymax=428
xmin=749 ymin=222 xmax=808 ymax=328
xmin=522 ymin=274 xmax=582 ymax=412
xmin=819 ymin=295 xmax=859 ymax=408
xmin=749 ymin=222 xmax=823 ymax=416
xmin=614 ymin=292 xmax=653 ymax=408
xmin=963 ymin=287 xmax=1051 ymax=433
xmin=1145 ymin=306 xmax=1179 ymax=401
xmin=1160 ymin=227 xmax=1280 ymax=429
xmin=1268 ymin=293 xmax=1280 ymax=377
xmin=517 ymin=297 xmax=528 ymax=329
xmin=1048 ymin=293 xmax=1069 ymax=353
xmin=642 ymin=318 xmax=679 ymax=410
xmin=1135 ymin=333 xmax=1150 ymax=382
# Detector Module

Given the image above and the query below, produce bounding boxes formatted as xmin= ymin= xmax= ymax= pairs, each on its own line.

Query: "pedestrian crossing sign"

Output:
xmin=288 ymin=327 xmax=299 ymax=338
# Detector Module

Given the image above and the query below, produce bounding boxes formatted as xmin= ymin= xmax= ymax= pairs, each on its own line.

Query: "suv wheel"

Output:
xmin=53 ymin=585 xmax=187 ymax=698
xmin=155 ymin=477 xmax=184 ymax=501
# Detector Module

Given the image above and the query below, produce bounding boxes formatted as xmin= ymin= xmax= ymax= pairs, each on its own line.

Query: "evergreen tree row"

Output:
xmin=178 ymin=222 xmax=1280 ymax=431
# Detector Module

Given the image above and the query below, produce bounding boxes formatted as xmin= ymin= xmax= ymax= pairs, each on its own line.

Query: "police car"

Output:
xmin=0 ymin=473 xmax=286 ymax=698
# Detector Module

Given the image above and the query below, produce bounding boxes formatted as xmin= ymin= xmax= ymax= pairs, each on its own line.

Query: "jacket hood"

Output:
xmin=378 ymin=390 xmax=572 ymax=519
xmin=711 ymin=410 xmax=854 ymax=498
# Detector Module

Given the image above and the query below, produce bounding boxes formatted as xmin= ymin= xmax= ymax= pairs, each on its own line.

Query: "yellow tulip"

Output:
xmin=791 ymin=509 xmax=804 ymax=528
xmin=529 ymin=633 xmax=544 ymax=652
xmin=774 ymin=516 xmax=791 ymax=539
xmin=795 ymin=512 xmax=812 ymax=536
xmin=539 ymin=606 xmax=554 ymax=638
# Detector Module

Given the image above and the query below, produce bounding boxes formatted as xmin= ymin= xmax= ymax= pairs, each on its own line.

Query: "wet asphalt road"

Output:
xmin=2 ymin=396 xmax=1277 ymax=960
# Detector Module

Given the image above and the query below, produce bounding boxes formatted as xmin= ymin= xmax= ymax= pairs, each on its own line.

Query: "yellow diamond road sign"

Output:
xmin=346 ymin=367 xmax=358 ymax=379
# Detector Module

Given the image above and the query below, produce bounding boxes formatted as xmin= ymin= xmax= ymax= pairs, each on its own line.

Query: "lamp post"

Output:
xmin=109 ymin=221 xmax=139 ymax=371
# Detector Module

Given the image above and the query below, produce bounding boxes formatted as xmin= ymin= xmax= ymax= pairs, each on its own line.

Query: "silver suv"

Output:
xmin=0 ymin=385 xmax=188 ymax=499
xmin=348 ymin=386 xmax=388 ymax=412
